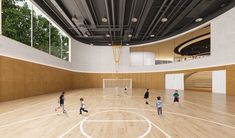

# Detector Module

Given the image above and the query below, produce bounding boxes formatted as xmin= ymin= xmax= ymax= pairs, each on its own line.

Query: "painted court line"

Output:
xmin=151 ymin=91 xmax=235 ymax=117
xmin=0 ymin=110 xmax=77 ymax=129
xmin=58 ymin=120 xmax=83 ymax=138
xmin=150 ymin=122 xmax=172 ymax=138
xmin=0 ymin=98 xmax=56 ymax=116
xmin=90 ymin=107 xmax=235 ymax=129
xmin=1 ymin=107 xmax=235 ymax=138
xmin=1 ymin=107 xmax=234 ymax=130
xmin=79 ymin=110 xmax=153 ymax=138
xmin=183 ymin=100 xmax=235 ymax=117
xmin=164 ymin=111 xmax=235 ymax=129
xmin=0 ymin=92 xmax=82 ymax=117
xmin=85 ymin=120 xmax=147 ymax=122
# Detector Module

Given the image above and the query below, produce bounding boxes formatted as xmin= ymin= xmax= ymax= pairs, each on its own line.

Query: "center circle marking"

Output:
xmin=79 ymin=110 xmax=152 ymax=138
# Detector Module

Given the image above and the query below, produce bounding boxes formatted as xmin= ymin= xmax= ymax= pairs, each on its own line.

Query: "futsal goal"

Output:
xmin=103 ymin=79 xmax=132 ymax=89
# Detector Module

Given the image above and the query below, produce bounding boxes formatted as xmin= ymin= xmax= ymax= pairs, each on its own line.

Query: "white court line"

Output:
xmin=150 ymin=122 xmax=172 ymax=138
xmin=0 ymin=98 xmax=56 ymax=116
xmin=183 ymin=100 xmax=235 ymax=118
xmin=164 ymin=111 xmax=235 ymax=129
xmin=0 ymin=110 xmax=77 ymax=129
xmin=149 ymin=91 xmax=235 ymax=117
xmin=89 ymin=107 xmax=235 ymax=129
xmin=1 ymin=107 xmax=234 ymax=130
xmin=79 ymin=110 xmax=153 ymax=138
xmin=0 ymin=92 xmax=85 ymax=117
xmin=58 ymin=120 xmax=83 ymax=138
xmin=85 ymin=120 xmax=147 ymax=122
xmin=1 ymin=107 xmax=235 ymax=138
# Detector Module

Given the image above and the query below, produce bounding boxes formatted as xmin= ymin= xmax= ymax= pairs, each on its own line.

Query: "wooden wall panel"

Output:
xmin=0 ymin=56 xmax=72 ymax=102
xmin=185 ymin=71 xmax=212 ymax=92
xmin=226 ymin=65 xmax=235 ymax=95
xmin=2 ymin=54 xmax=235 ymax=102
xmin=71 ymin=72 xmax=165 ymax=90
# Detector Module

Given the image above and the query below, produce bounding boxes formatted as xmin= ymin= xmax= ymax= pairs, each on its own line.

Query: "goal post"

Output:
xmin=103 ymin=79 xmax=132 ymax=89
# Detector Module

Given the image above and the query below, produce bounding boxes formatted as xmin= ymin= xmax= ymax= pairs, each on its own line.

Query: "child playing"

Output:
xmin=144 ymin=89 xmax=149 ymax=104
xmin=156 ymin=96 xmax=162 ymax=115
xmin=173 ymin=90 xmax=180 ymax=103
xmin=55 ymin=91 xmax=66 ymax=113
xmin=80 ymin=98 xmax=88 ymax=115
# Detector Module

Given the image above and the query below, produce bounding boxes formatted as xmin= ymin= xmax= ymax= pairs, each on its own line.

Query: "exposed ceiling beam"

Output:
xmin=87 ymin=0 xmax=99 ymax=24
xmin=156 ymin=0 xmax=187 ymax=36
xmin=133 ymin=0 xmax=154 ymax=38
xmin=119 ymin=0 xmax=126 ymax=44
xmin=71 ymin=0 xmax=92 ymax=36
xmin=48 ymin=0 xmax=82 ymax=36
xmin=161 ymin=0 xmax=201 ymax=36
xmin=81 ymin=0 xmax=96 ymax=28
xmin=142 ymin=0 xmax=175 ymax=40
xmin=104 ymin=0 xmax=113 ymax=42
xmin=128 ymin=0 xmax=137 ymax=26
xmin=88 ymin=28 xmax=121 ymax=32
xmin=111 ymin=0 xmax=116 ymax=40
xmin=125 ymin=0 xmax=137 ymax=42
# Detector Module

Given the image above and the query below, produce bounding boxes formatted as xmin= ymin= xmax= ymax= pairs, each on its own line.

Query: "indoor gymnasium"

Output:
xmin=1 ymin=0 xmax=235 ymax=138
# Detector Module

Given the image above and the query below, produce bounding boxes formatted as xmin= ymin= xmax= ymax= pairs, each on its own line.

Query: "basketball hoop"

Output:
xmin=112 ymin=45 xmax=122 ymax=73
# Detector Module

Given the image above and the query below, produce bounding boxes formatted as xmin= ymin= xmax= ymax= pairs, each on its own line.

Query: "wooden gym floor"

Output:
xmin=0 ymin=88 xmax=235 ymax=138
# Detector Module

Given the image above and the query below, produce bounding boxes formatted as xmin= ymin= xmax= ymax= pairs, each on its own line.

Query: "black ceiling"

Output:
xmin=174 ymin=33 xmax=210 ymax=56
xmin=33 ymin=0 xmax=235 ymax=46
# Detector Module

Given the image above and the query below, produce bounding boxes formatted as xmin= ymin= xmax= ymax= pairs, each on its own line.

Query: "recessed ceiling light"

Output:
xmin=131 ymin=17 xmax=138 ymax=23
xmin=72 ymin=16 xmax=78 ymax=22
xmin=150 ymin=34 xmax=155 ymax=37
xmin=108 ymin=43 xmax=112 ymax=46
xmin=195 ymin=18 xmax=203 ymax=22
xmin=161 ymin=18 xmax=168 ymax=22
xmin=126 ymin=43 xmax=130 ymax=46
xmin=84 ymin=34 xmax=88 ymax=37
xmin=106 ymin=34 xmax=110 ymax=37
xmin=102 ymin=17 xmax=108 ymax=23
xmin=128 ymin=34 xmax=133 ymax=38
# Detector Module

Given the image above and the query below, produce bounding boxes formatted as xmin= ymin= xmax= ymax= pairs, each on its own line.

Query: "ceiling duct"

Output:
xmin=72 ymin=16 xmax=91 ymax=36
xmin=49 ymin=0 xmax=82 ymax=36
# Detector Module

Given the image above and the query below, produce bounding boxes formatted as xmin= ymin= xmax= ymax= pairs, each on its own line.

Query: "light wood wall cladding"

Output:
xmin=130 ymin=26 xmax=210 ymax=60
xmin=185 ymin=71 xmax=212 ymax=92
xmin=72 ymin=72 xmax=165 ymax=90
xmin=2 ymin=55 xmax=235 ymax=102
xmin=0 ymin=56 xmax=72 ymax=102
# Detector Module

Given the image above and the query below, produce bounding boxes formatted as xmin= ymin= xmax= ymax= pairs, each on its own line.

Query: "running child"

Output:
xmin=156 ymin=96 xmax=162 ymax=115
xmin=80 ymin=98 xmax=88 ymax=115
xmin=144 ymin=89 xmax=150 ymax=104
xmin=173 ymin=90 xmax=180 ymax=103
xmin=55 ymin=91 xmax=66 ymax=113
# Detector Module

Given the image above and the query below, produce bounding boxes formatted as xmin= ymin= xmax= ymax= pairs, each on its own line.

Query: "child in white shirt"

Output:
xmin=80 ymin=98 xmax=88 ymax=115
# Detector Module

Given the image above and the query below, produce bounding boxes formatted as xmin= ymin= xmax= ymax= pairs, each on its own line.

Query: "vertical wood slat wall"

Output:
xmin=1 ymin=55 xmax=235 ymax=102
xmin=72 ymin=72 xmax=165 ymax=89
xmin=0 ymin=56 xmax=73 ymax=102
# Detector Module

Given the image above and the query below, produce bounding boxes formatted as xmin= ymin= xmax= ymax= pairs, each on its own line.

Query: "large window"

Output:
xmin=1 ymin=0 xmax=70 ymax=61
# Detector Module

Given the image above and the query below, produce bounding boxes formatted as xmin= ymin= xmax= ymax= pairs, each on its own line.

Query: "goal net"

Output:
xmin=103 ymin=79 xmax=132 ymax=89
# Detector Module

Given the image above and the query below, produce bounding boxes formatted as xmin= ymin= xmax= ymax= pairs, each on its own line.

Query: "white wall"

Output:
xmin=1 ymin=7 xmax=235 ymax=74
xmin=70 ymin=7 xmax=235 ymax=73
xmin=71 ymin=40 xmax=130 ymax=72
xmin=130 ymin=52 xmax=155 ymax=66
xmin=0 ymin=35 xmax=72 ymax=70
xmin=165 ymin=73 xmax=184 ymax=90
xmin=212 ymin=70 xmax=226 ymax=94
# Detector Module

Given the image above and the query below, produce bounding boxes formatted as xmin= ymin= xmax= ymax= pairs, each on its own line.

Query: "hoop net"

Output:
xmin=112 ymin=45 xmax=122 ymax=72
